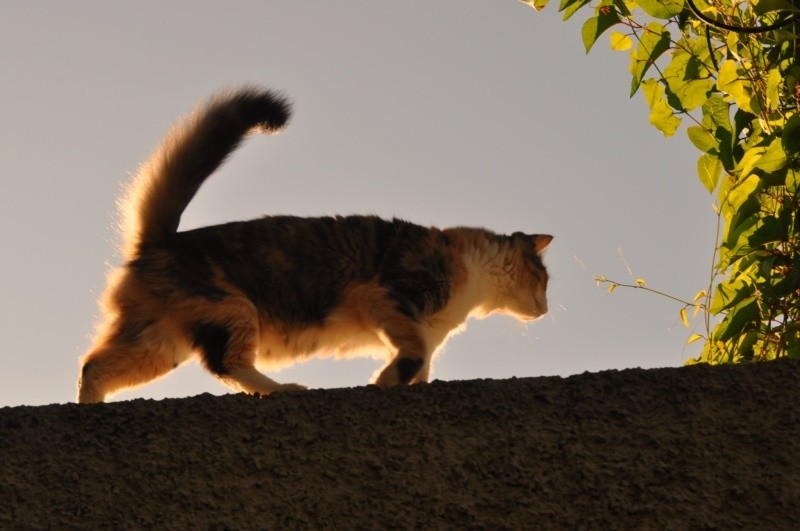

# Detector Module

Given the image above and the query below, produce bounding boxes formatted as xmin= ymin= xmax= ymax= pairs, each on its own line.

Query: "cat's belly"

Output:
xmin=256 ymin=320 xmax=387 ymax=366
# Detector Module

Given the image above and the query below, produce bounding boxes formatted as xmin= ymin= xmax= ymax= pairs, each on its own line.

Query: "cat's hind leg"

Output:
xmin=187 ymin=297 xmax=305 ymax=396
xmin=78 ymin=319 xmax=190 ymax=403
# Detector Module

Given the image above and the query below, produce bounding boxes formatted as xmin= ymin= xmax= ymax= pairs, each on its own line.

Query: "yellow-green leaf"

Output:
xmin=635 ymin=278 xmax=646 ymax=287
xmin=678 ymin=78 xmax=713 ymax=111
xmin=610 ymin=31 xmax=633 ymax=51
xmin=717 ymin=60 xmax=755 ymax=113
xmin=687 ymin=126 xmax=717 ymax=153
xmin=716 ymin=61 xmax=738 ymax=88
xmin=608 ymin=283 xmax=618 ymax=294
xmin=687 ymin=333 xmax=703 ymax=344
xmin=755 ymin=138 xmax=788 ymax=173
xmin=663 ymin=50 xmax=713 ymax=111
xmin=697 ymin=153 xmax=722 ymax=193
xmin=693 ymin=304 xmax=702 ymax=318
xmin=693 ymin=290 xmax=707 ymax=302
xmin=636 ymin=0 xmax=685 ymax=18
xmin=520 ymin=0 xmax=550 ymax=10
xmin=766 ymin=68 xmax=782 ymax=110
xmin=680 ymin=308 xmax=690 ymax=328
xmin=726 ymin=174 xmax=759 ymax=211
xmin=642 ymin=79 xmax=681 ymax=136
xmin=629 ymin=23 xmax=671 ymax=96
xmin=737 ymin=146 xmax=768 ymax=179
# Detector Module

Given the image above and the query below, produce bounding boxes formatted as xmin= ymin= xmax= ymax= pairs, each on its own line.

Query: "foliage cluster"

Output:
xmin=522 ymin=0 xmax=800 ymax=362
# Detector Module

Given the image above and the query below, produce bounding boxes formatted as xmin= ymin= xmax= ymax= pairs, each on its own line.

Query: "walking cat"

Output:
xmin=77 ymin=87 xmax=552 ymax=403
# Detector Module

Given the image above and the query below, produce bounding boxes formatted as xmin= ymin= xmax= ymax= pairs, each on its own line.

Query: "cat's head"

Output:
xmin=492 ymin=233 xmax=552 ymax=322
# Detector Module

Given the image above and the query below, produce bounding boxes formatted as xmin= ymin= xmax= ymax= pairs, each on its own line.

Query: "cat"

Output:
xmin=77 ymin=86 xmax=553 ymax=403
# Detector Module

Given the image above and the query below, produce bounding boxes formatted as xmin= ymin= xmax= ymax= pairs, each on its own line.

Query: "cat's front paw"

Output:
xmin=375 ymin=357 xmax=424 ymax=387
xmin=374 ymin=369 xmax=399 ymax=387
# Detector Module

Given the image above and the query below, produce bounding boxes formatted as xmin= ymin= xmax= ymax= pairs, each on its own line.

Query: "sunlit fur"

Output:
xmin=77 ymin=87 xmax=553 ymax=403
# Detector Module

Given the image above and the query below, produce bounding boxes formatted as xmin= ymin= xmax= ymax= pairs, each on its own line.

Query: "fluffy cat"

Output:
xmin=77 ymin=87 xmax=552 ymax=403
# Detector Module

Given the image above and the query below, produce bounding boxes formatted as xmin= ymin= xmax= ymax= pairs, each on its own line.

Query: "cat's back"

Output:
xmin=127 ymin=214 xmax=457 ymax=322
xmin=166 ymin=213 xmax=447 ymax=270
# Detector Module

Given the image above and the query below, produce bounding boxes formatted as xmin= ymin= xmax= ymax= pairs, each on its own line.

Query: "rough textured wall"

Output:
xmin=3 ymin=359 xmax=800 ymax=528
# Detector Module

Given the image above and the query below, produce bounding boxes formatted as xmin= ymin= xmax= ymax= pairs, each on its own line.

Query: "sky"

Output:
xmin=0 ymin=1 xmax=716 ymax=407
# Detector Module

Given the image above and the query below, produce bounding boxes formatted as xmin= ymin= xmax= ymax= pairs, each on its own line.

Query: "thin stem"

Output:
xmin=706 ymin=203 xmax=723 ymax=337
xmin=599 ymin=279 xmax=702 ymax=308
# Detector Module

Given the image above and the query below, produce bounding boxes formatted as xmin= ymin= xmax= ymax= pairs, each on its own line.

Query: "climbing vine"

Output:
xmin=522 ymin=0 xmax=800 ymax=362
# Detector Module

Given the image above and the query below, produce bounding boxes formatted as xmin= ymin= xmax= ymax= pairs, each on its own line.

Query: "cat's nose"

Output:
xmin=535 ymin=293 xmax=548 ymax=315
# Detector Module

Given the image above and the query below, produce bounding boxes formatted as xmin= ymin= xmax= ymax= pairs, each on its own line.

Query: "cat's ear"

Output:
xmin=511 ymin=232 xmax=553 ymax=253
xmin=533 ymin=234 xmax=553 ymax=254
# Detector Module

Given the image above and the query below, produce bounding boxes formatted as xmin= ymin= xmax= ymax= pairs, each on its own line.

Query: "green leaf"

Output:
xmin=719 ymin=217 xmax=758 ymax=269
xmin=629 ymin=23 xmax=672 ymax=96
xmin=559 ymin=0 xmax=592 ymax=20
xmin=736 ymin=146 xmax=768 ymax=179
xmin=687 ymin=126 xmax=718 ymax=153
xmin=749 ymin=216 xmax=786 ymax=249
xmin=610 ymin=31 xmax=633 ymax=51
xmin=733 ymin=330 xmax=759 ymax=361
xmin=787 ymin=169 xmax=800 ymax=193
xmin=726 ymin=174 xmax=760 ymax=211
xmin=717 ymin=60 xmax=755 ymax=113
xmin=710 ymin=267 xmax=756 ymax=314
xmin=642 ymin=79 xmax=681 ymax=136
xmin=716 ymin=60 xmax=739 ymax=89
xmin=782 ymin=114 xmax=800 ymax=154
xmin=687 ymin=34 xmax=717 ymax=75
xmin=662 ymin=48 xmax=714 ymax=111
xmin=716 ymin=131 xmax=736 ymax=172
xmin=715 ymin=298 xmax=759 ymax=342
xmin=612 ymin=0 xmax=632 ymax=17
xmin=754 ymin=138 xmax=788 ymax=173
xmin=766 ymin=68 xmax=782 ymax=111
xmin=581 ymin=9 xmax=621 ymax=53
xmin=721 ymin=195 xmax=760 ymax=252
xmin=680 ymin=79 xmax=713 ymax=111
xmin=753 ymin=0 xmax=799 ymax=16
xmin=697 ymin=153 xmax=722 ymax=193
xmin=636 ymin=0 xmax=685 ymax=18
xmin=703 ymin=95 xmax=732 ymax=133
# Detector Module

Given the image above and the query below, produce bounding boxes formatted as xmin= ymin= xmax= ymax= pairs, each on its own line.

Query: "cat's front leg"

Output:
xmin=372 ymin=315 xmax=429 ymax=387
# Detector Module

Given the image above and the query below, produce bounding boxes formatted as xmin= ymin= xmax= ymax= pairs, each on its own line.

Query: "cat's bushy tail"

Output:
xmin=118 ymin=87 xmax=291 ymax=260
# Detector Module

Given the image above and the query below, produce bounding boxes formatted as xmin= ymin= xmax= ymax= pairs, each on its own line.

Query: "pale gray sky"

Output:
xmin=0 ymin=1 xmax=714 ymax=407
